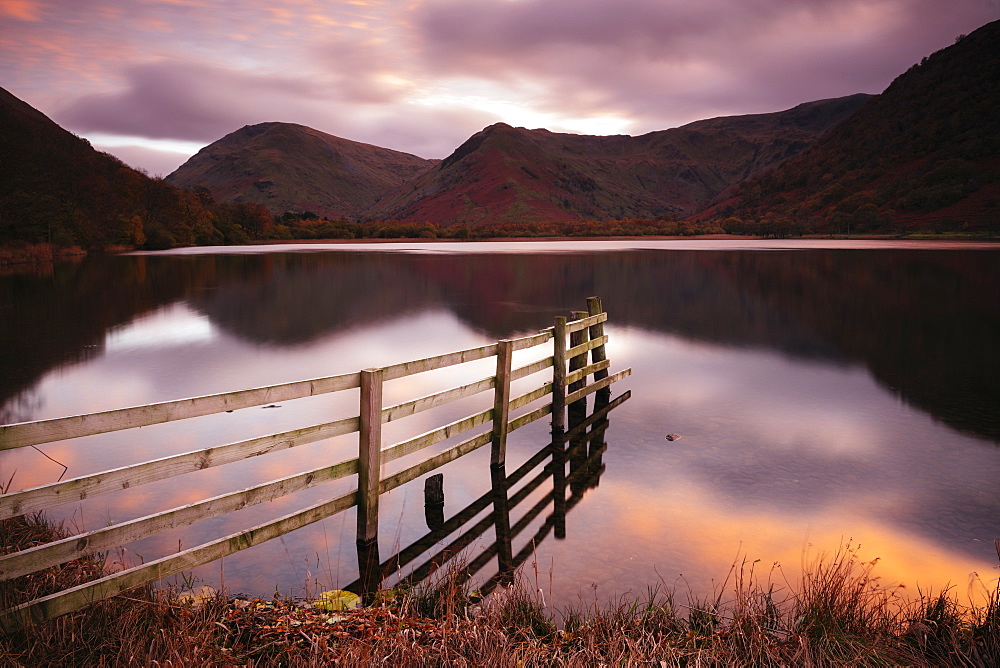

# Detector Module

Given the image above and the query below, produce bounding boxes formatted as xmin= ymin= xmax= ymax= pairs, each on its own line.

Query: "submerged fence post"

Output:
xmin=424 ymin=473 xmax=445 ymax=531
xmin=357 ymin=367 xmax=384 ymax=600
xmin=491 ymin=339 xmax=514 ymax=468
xmin=586 ymin=296 xmax=611 ymax=400
xmin=552 ymin=316 xmax=567 ymax=436
xmin=550 ymin=438 xmax=567 ymax=540
xmin=489 ymin=463 xmax=514 ymax=582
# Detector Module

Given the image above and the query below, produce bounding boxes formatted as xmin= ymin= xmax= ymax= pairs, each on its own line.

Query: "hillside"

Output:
xmin=0 ymin=87 xmax=272 ymax=250
xmin=165 ymin=123 xmax=437 ymax=219
xmin=364 ymin=95 xmax=871 ymax=225
xmin=701 ymin=19 xmax=1000 ymax=234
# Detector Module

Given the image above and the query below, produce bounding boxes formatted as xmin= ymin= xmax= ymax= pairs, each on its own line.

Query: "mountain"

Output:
xmin=363 ymin=95 xmax=871 ymax=225
xmin=0 ymin=85 xmax=152 ymax=248
xmin=165 ymin=123 xmax=437 ymax=219
xmin=0 ymin=86 xmax=273 ymax=250
xmin=701 ymin=19 xmax=1000 ymax=234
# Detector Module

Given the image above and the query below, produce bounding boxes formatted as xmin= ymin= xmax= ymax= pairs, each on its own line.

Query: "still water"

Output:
xmin=1 ymin=240 xmax=998 ymax=605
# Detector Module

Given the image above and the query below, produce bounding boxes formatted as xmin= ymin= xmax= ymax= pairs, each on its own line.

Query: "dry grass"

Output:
xmin=0 ymin=243 xmax=85 ymax=268
xmin=2 ymin=514 xmax=997 ymax=666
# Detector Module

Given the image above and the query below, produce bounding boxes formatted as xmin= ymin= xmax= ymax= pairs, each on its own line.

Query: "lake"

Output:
xmin=1 ymin=239 xmax=998 ymax=606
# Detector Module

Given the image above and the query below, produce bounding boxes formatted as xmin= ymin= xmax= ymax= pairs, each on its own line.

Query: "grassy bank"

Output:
xmin=0 ymin=243 xmax=86 ymax=269
xmin=2 ymin=514 xmax=997 ymax=666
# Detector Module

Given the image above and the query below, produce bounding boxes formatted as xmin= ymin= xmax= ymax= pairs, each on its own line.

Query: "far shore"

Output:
xmin=250 ymin=232 xmax=997 ymax=245
xmin=3 ymin=234 xmax=999 ymax=269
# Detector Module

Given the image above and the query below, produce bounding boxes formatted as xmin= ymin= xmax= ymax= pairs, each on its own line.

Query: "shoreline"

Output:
xmin=3 ymin=512 xmax=997 ymax=666
xmin=2 ymin=234 xmax=998 ymax=267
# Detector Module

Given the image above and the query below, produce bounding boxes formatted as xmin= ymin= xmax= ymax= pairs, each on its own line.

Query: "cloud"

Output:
xmin=54 ymin=57 xmax=498 ymax=159
xmin=93 ymin=143 xmax=195 ymax=178
xmin=0 ymin=0 xmax=42 ymax=21
xmin=6 ymin=0 xmax=997 ymax=173
xmin=414 ymin=0 xmax=1000 ymax=131
xmin=57 ymin=61 xmax=325 ymax=141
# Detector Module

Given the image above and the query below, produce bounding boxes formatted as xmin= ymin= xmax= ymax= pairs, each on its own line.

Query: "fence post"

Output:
xmin=550 ymin=438 xmax=567 ymax=540
xmin=568 ymin=310 xmax=589 ymax=423
xmin=586 ymin=296 xmax=610 ymax=398
xmin=568 ymin=311 xmax=589 ymax=392
xmin=552 ymin=316 xmax=567 ymax=435
xmin=491 ymin=339 xmax=514 ymax=468
xmin=424 ymin=473 xmax=444 ymax=531
xmin=358 ymin=368 xmax=383 ymax=543
xmin=357 ymin=368 xmax=383 ymax=598
xmin=489 ymin=464 xmax=514 ymax=583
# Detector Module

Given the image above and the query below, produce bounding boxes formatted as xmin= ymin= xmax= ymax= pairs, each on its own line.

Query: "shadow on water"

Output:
xmin=346 ymin=391 xmax=630 ymax=601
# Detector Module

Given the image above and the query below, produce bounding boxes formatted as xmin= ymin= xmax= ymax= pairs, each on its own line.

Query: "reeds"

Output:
xmin=0 ymin=242 xmax=85 ymax=268
xmin=2 ymin=513 xmax=997 ymax=666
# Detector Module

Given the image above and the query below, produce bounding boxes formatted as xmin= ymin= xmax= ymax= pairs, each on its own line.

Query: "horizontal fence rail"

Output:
xmin=0 ymin=297 xmax=630 ymax=631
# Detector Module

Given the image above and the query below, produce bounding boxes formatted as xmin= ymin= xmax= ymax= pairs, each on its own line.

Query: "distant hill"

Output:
xmin=701 ymin=19 xmax=1000 ymax=234
xmin=0 ymin=87 xmax=272 ymax=250
xmin=165 ymin=123 xmax=437 ymax=219
xmin=0 ymin=85 xmax=154 ymax=248
xmin=364 ymin=95 xmax=871 ymax=225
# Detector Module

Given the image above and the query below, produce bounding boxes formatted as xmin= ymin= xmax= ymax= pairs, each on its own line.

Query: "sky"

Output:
xmin=2 ymin=0 xmax=998 ymax=177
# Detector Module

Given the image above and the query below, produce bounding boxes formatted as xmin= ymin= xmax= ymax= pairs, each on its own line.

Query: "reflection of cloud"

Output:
xmin=593 ymin=477 xmax=997 ymax=603
xmin=614 ymin=326 xmax=888 ymax=456
xmin=105 ymin=303 xmax=217 ymax=353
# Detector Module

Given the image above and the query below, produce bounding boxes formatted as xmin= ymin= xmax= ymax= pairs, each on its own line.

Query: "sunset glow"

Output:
xmin=1 ymin=0 xmax=995 ymax=176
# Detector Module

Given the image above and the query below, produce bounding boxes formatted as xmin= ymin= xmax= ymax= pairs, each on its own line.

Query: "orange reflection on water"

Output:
xmin=599 ymin=479 xmax=997 ymax=606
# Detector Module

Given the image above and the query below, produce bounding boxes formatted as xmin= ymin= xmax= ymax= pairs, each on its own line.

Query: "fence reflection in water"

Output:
xmin=351 ymin=390 xmax=630 ymax=601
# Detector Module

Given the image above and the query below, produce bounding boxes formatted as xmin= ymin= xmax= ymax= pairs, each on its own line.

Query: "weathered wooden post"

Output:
xmin=586 ymin=296 xmax=611 ymax=400
xmin=357 ymin=367 xmax=383 ymax=599
xmin=568 ymin=309 xmax=589 ymax=424
xmin=552 ymin=316 xmax=567 ymax=436
xmin=489 ymin=463 xmax=514 ymax=583
xmin=424 ymin=473 xmax=444 ymax=531
xmin=491 ymin=339 xmax=514 ymax=468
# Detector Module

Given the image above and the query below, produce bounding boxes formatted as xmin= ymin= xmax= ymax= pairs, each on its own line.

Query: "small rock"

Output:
xmin=665 ymin=433 xmax=682 ymax=441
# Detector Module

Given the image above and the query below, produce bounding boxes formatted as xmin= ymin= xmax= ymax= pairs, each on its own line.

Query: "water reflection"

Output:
xmin=348 ymin=391 xmax=626 ymax=600
xmin=105 ymin=304 xmax=217 ymax=352
xmin=1 ymin=243 xmax=998 ymax=604
xmin=3 ymin=247 xmax=995 ymax=440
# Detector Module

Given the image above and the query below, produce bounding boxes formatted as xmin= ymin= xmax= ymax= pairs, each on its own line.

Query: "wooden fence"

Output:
xmin=0 ymin=297 xmax=630 ymax=630
xmin=354 ymin=388 xmax=630 ymax=600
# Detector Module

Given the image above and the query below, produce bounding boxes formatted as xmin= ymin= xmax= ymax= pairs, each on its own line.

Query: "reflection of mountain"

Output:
xmin=183 ymin=250 xmax=1000 ymax=443
xmin=0 ymin=257 xmax=191 ymax=422
xmin=345 ymin=393 xmax=622 ymax=598
xmin=2 ymin=249 xmax=997 ymax=442
xmin=185 ymin=253 xmax=445 ymax=345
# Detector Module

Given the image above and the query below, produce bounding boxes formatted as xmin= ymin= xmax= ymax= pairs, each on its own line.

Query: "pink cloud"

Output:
xmin=57 ymin=61 xmax=323 ymax=141
xmin=0 ymin=0 xmax=42 ymax=21
xmin=414 ymin=0 xmax=1000 ymax=131
xmin=4 ymin=0 xmax=996 ymax=174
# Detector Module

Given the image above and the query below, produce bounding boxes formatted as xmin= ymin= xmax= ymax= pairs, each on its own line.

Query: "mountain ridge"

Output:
xmin=699 ymin=18 xmax=1000 ymax=234
xmin=365 ymin=94 xmax=870 ymax=225
xmin=163 ymin=95 xmax=870 ymax=226
xmin=165 ymin=122 xmax=437 ymax=219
